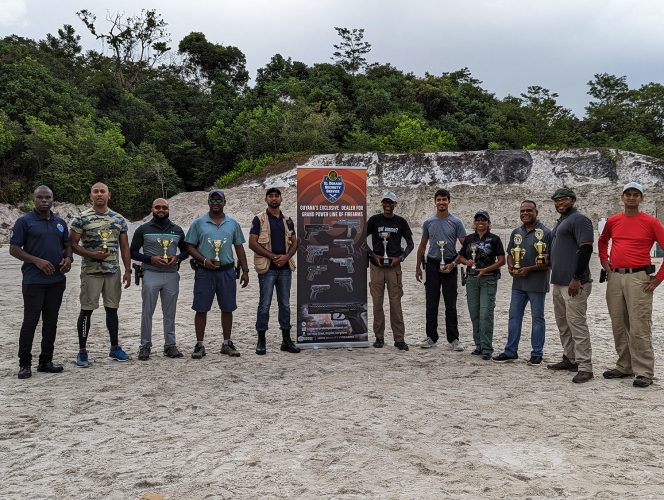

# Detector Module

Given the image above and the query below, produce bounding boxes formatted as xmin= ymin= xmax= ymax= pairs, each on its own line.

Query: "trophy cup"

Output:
xmin=533 ymin=228 xmax=547 ymax=265
xmin=379 ymin=231 xmax=391 ymax=266
xmin=157 ymin=237 xmax=174 ymax=263
xmin=470 ymin=244 xmax=478 ymax=270
xmin=510 ymin=234 xmax=526 ymax=269
xmin=98 ymin=229 xmax=113 ymax=251
xmin=207 ymin=237 xmax=227 ymax=267
xmin=437 ymin=240 xmax=447 ymax=272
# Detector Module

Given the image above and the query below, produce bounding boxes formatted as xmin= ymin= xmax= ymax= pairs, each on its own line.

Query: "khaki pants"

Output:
xmin=369 ymin=264 xmax=405 ymax=342
xmin=606 ymin=271 xmax=655 ymax=378
xmin=552 ymin=283 xmax=593 ymax=372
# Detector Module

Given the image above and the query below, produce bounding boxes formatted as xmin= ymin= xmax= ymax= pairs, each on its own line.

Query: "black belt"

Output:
xmin=611 ymin=266 xmax=648 ymax=274
xmin=200 ymin=262 xmax=234 ymax=271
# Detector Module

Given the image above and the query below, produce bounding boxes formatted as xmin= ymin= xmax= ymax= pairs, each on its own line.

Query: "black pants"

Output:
xmin=425 ymin=260 xmax=459 ymax=343
xmin=18 ymin=280 xmax=66 ymax=366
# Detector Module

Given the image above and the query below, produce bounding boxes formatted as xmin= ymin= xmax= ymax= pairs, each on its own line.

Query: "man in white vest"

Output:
xmin=248 ymin=187 xmax=300 ymax=355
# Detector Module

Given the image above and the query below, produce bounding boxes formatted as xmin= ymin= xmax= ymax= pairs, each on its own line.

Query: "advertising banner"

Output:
xmin=296 ymin=166 xmax=368 ymax=348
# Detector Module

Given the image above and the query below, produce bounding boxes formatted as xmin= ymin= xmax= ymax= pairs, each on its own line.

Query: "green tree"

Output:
xmin=331 ymin=27 xmax=372 ymax=75
xmin=377 ymin=114 xmax=457 ymax=153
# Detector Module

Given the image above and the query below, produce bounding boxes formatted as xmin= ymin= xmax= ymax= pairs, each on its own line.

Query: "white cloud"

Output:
xmin=0 ymin=0 xmax=27 ymax=27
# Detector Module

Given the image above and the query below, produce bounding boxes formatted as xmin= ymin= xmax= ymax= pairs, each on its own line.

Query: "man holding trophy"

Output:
xmin=70 ymin=182 xmax=132 ymax=366
xmin=185 ymin=189 xmax=249 ymax=359
xmin=366 ymin=192 xmax=414 ymax=350
xmin=493 ymin=201 xmax=552 ymax=366
xmin=130 ymin=198 xmax=189 ymax=360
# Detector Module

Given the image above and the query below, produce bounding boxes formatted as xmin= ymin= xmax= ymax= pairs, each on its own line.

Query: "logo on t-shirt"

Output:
xmin=56 ymin=223 xmax=64 ymax=232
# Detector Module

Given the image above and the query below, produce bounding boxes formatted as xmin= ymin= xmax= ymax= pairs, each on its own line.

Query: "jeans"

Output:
xmin=256 ymin=268 xmax=292 ymax=332
xmin=424 ymin=260 xmax=459 ymax=343
xmin=19 ymin=280 xmax=66 ymax=366
xmin=465 ymin=274 xmax=497 ymax=355
xmin=504 ymin=289 xmax=546 ymax=357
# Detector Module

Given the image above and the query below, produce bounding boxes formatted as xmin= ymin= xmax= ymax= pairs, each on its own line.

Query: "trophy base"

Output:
xmin=381 ymin=258 xmax=391 ymax=266
xmin=535 ymin=258 xmax=546 ymax=266
xmin=210 ymin=259 xmax=221 ymax=268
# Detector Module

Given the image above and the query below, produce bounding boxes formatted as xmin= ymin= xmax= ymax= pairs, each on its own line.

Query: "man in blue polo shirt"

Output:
xmin=10 ymin=185 xmax=72 ymax=379
xmin=185 ymin=189 xmax=250 ymax=359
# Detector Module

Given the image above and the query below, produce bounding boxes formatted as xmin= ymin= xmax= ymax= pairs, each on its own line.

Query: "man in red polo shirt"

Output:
xmin=598 ymin=182 xmax=664 ymax=388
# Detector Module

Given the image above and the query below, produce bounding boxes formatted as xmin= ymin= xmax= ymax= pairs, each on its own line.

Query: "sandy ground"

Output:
xmin=1 ymin=225 xmax=664 ymax=499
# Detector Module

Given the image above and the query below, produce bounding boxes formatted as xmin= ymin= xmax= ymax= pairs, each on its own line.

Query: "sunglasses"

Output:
xmin=209 ymin=198 xmax=225 ymax=203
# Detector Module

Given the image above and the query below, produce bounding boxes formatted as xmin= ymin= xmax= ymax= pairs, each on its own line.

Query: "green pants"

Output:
xmin=466 ymin=275 xmax=498 ymax=355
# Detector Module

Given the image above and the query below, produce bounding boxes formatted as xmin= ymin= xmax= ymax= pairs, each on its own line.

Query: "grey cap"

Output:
xmin=208 ymin=188 xmax=225 ymax=199
xmin=382 ymin=191 xmax=398 ymax=202
xmin=623 ymin=181 xmax=644 ymax=194
xmin=474 ymin=210 xmax=490 ymax=221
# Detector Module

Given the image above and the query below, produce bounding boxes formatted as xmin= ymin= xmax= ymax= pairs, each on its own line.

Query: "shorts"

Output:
xmin=192 ymin=267 xmax=237 ymax=313
xmin=80 ymin=271 xmax=122 ymax=310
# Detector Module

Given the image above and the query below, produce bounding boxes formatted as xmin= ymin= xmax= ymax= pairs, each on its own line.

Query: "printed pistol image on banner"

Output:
xmin=296 ymin=167 xmax=368 ymax=348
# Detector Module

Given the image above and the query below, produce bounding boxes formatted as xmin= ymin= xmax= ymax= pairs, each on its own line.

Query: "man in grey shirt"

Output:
xmin=415 ymin=188 xmax=467 ymax=349
xmin=493 ymin=200 xmax=552 ymax=366
xmin=547 ymin=188 xmax=594 ymax=383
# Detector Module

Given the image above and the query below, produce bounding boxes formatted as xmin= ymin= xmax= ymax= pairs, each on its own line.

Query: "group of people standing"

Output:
xmin=9 ymin=181 xmax=664 ymax=389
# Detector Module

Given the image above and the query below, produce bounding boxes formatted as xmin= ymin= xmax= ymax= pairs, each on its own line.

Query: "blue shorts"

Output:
xmin=192 ymin=267 xmax=237 ymax=313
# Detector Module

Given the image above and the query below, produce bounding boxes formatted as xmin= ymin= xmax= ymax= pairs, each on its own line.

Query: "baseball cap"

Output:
xmin=551 ymin=187 xmax=576 ymax=200
xmin=474 ymin=210 xmax=490 ymax=221
xmin=382 ymin=191 xmax=398 ymax=202
xmin=622 ymin=181 xmax=644 ymax=194
xmin=266 ymin=187 xmax=282 ymax=196
xmin=208 ymin=189 xmax=225 ymax=199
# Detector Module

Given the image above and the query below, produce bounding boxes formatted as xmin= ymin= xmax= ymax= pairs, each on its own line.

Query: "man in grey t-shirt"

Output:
xmin=415 ymin=189 xmax=467 ymax=349
xmin=547 ymin=188 xmax=594 ymax=383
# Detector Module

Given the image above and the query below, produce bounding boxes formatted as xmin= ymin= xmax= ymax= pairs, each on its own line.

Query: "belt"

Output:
xmin=198 ymin=262 xmax=234 ymax=271
xmin=611 ymin=266 xmax=648 ymax=274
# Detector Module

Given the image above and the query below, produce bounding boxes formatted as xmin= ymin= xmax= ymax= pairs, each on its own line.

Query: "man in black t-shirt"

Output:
xmin=366 ymin=192 xmax=414 ymax=350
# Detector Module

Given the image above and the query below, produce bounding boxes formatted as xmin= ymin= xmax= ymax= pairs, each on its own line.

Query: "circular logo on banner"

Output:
xmin=320 ymin=170 xmax=345 ymax=203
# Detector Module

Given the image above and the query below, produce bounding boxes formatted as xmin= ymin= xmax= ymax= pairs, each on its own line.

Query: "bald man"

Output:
xmin=70 ymin=182 xmax=132 ymax=366
xmin=130 ymin=198 xmax=189 ymax=360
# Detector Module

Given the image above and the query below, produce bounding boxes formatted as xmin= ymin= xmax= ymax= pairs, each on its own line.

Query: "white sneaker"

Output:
xmin=451 ymin=339 xmax=465 ymax=351
xmin=419 ymin=337 xmax=437 ymax=349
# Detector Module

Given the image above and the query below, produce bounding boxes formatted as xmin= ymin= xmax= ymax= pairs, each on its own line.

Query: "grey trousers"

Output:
xmin=141 ymin=270 xmax=180 ymax=348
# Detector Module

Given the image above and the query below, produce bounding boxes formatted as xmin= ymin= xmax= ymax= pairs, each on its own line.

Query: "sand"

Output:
xmin=2 ymin=207 xmax=664 ymax=499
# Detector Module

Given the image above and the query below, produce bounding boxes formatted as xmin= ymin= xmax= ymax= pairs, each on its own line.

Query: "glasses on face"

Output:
xmin=153 ymin=205 xmax=169 ymax=210
xmin=209 ymin=198 xmax=224 ymax=204
xmin=553 ymin=197 xmax=571 ymax=204
xmin=475 ymin=217 xmax=488 ymax=222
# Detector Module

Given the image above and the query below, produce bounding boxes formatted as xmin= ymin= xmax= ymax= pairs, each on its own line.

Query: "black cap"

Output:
xmin=474 ymin=210 xmax=490 ymax=221
xmin=266 ymin=187 xmax=282 ymax=196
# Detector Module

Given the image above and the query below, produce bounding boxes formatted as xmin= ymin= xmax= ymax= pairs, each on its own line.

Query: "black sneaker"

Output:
xmin=36 ymin=362 xmax=64 ymax=373
xmin=138 ymin=345 xmax=151 ymax=361
xmin=492 ymin=352 xmax=518 ymax=363
xmin=481 ymin=353 xmax=492 ymax=360
xmin=373 ymin=337 xmax=385 ymax=348
xmin=471 ymin=348 xmax=482 ymax=356
xmin=191 ymin=343 xmax=206 ymax=359
xmin=394 ymin=341 xmax=409 ymax=351
xmin=633 ymin=376 xmax=653 ymax=388
xmin=221 ymin=341 xmax=241 ymax=357
xmin=527 ymin=356 xmax=543 ymax=366
xmin=164 ymin=345 xmax=184 ymax=358
xmin=18 ymin=366 xmax=32 ymax=379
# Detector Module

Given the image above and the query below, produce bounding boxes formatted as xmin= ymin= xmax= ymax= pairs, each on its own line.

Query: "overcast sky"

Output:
xmin=2 ymin=0 xmax=663 ymax=117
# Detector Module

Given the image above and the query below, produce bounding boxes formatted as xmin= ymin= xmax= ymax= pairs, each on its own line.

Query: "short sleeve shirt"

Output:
xmin=460 ymin=231 xmax=505 ymax=277
xmin=506 ymin=221 xmax=552 ymax=292
xmin=10 ymin=210 xmax=69 ymax=285
xmin=70 ymin=208 xmax=128 ymax=275
xmin=422 ymin=214 xmax=466 ymax=262
xmin=366 ymin=213 xmax=413 ymax=258
xmin=185 ymin=213 xmax=245 ymax=265
xmin=550 ymin=208 xmax=594 ymax=285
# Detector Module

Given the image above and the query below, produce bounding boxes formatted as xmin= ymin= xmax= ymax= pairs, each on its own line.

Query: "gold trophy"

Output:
xmin=437 ymin=240 xmax=447 ymax=272
xmin=470 ymin=244 xmax=478 ymax=270
xmin=207 ymin=237 xmax=227 ymax=267
xmin=98 ymin=229 xmax=113 ymax=251
xmin=157 ymin=237 xmax=174 ymax=263
xmin=510 ymin=234 xmax=526 ymax=269
xmin=379 ymin=231 xmax=391 ymax=266
xmin=534 ymin=228 xmax=547 ymax=265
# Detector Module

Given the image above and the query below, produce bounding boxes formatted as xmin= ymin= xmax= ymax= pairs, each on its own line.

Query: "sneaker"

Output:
xmin=547 ymin=357 xmax=578 ymax=372
xmin=37 ymin=362 xmax=64 ymax=373
xmin=471 ymin=347 xmax=482 ymax=356
xmin=481 ymin=353 xmax=492 ymax=361
xmin=138 ymin=345 xmax=151 ymax=361
xmin=603 ymin=369 xmax=633 ymax=379
xmin=18 ymin=366 xmax=32 ymax=379
xmin=108 ymin=345 xmax=129 ymax=362
xmin=221 ymin=341 xmax=241 ymax=357
xmin=419 ymin=337 xmax=437 ymax=349
xmin=492 ymin=352 xmax=518 ymax=363
xmin=373 ymin=337 xmax=385 ymax=348
xmin=76 ymin=350 xmax=91 ymax=368
xmin=451 ymin=339 xmax=465 ymax=351
xmin=164 ymin=345 xmax=184 ymax=358
xmin=527 ymin=356 xmax=543 ymax=366
xmin=394 ymin=341 xmax=409 ymax=351
xmin=572 ymin=371 xmax=594 ymax=383
xmin=191 ymin=343 xmax=206 ymax=359
xmin=633 ymin=376 xmax=653 ymax=388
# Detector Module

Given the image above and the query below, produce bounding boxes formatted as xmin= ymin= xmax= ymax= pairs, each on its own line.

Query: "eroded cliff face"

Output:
xmin=1 ymin=148 xmax=663 ymax=244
